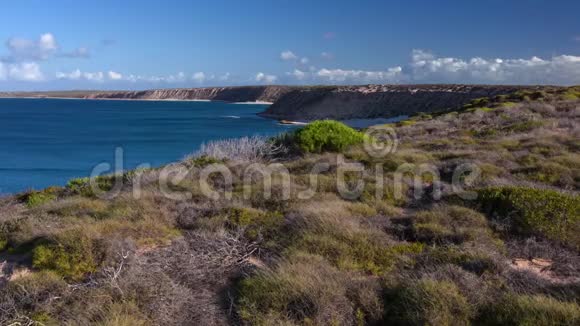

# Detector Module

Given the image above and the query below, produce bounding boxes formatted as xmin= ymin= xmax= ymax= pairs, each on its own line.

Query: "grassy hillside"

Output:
xmin=0 ymin=87 xmax=579 ymax=325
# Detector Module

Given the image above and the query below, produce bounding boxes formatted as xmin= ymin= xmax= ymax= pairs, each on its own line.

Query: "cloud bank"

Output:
xmin=285 ymin=50 xmax=580 ymax=85
xmin=1 ymin=34 xmax=579 ymax=87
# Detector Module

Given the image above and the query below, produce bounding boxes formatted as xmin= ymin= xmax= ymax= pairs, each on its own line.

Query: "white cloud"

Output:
xmin=255 ymin=72 xmax=277 ymax=84
xmin=2 ymin=33 xmax=92 ymax=63
xmin=39 ymin=33 xmax=57 ymax=52
xmin=7 ymin=62 xmax=44 ymax=81
xmin=192 ymin=72 xmax=206 ymax=83
xmin=409 ymin=49 xmax=580 ymax=85
xmin=284 ymin=50 xmax=580 ymax=85
xmin=84 ymin=72 xmax=104 ymax=82
xmin=280 ymin=50 xmax=298 ymax=61
xmin=300 ymin=57 xmax=309 ymax=64
xmin=288 ymin=69 xmax=307 ymax=80
xmin=57 ymin=69 xmax=104 ymax=82
xmin=0 ymin=62 xmax=6 ymax=80
xmin=315 ymin=66 xmax=405 ymax=83
xmin=4 ymin=33 xmax=58 ymax=61
xmin=165 ymin=72 xmax=186 ymax=83
xmin=108 ymin=71 xmax=123 ymax=80
xmin=220 ymin=72 xmax=231 ymax=81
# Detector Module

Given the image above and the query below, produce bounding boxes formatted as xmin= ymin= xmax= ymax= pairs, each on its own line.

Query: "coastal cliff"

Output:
xmin=83 ymin=86 xmax=296 ymax=103
xmin=258 ymin=84 xmax=539 ymax=120
xmin=1 ymin=84 xmax=550 ymax=120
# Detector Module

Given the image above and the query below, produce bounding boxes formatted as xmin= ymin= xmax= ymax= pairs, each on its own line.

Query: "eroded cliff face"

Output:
xmin=258 ymin=85 xmax=539 ymax=120
xmin=2 ymin=84 xmax=549 ymax=121
xmin=84 ymin=86 xmax=296 ymax=103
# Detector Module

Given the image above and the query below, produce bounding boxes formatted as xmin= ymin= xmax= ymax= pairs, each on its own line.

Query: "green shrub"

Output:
xmin=294 ymin=120 xmax=365 ymax=153
xmin=19 ymin=187 xmax=61 ymax=208
xmin=66 ymin=176 xmax=115 ymax=197
xmin=32 ymin=230 xmax=100 ymax=281
xmin=26 ymin=191 xmax=56 ymax=208
xmin=0 ymin=237 xmax=7 ymax=251
xmin=473 ymin=128 xmax=498 ymax=138
xmin=505 ymin=120 xmax=544 ymax=133
xmin=190 ymin=155 xmax=223 ymax=167
xmin=412 ymin=206 xmax=492 ymax=245
xmin=478 ymin=186 xmax=580 ymax=248
xmin=6 ymin=270 xmax=67 ymax=318
xmin=384 ymin=279 xmax=473 ymax=325
xmin=225 ymin=207 xmax=284 ymax=242
xmin=420 ymin=246 xmax=498 ymax=274
xmin=561 ymin=89 xmax=580 ymax=101
xmin=478 ymin=294 xmax=580 ymax=325
xmin=397 ymin=120 xmax=417 ymax=127
xmin=237 ymin=253 xmax=384 ymax=325
xmin=289 ymin=232 xmax=423 ymax=275
xmin=517 ymin=162 xmax=573 ymax=187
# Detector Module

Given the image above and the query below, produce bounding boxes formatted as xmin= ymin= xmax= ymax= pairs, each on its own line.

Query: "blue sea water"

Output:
xmin=0 ymin=98 xmax=294 ymax=194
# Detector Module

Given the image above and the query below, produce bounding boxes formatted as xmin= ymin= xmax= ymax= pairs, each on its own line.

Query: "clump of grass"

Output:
xmin=384 ymin=279 xmax=473 ymax=325
xmin=517 ymin=162 xmax=574 ymax=188
xmin=294 ymin=120 xmax=365 ymax=153
xmin=419 ymin=246 xmax=499 ymax=275
xmin=237 ymin=253 xmax=384 ymax=325
xmin=32 ymin=230 xmax=101 ymax=281
xmin=289 ymin=232 xmax=424 ymax=275
xmin=66 ymin=176 xmax=115 ymax=197
xmin=19 ymin=187 xmax=61 ymax=208
xmin=411 ymin=206 xmax=494 ymax=245
xmin=504 ymin=120 xmax=544 ymax=133
xmin=26 ymin=191 xmax=56 ymax=208
xmin=225 ymin=207 xmax=284 ymax=242
xmin=3 ymin=270 xmax=67 ymax=320
xmin=478 ymin=294 xmax=580 ymax=325
xmin=478 ymin=186 xmax=580 ymax=249
xmin=189 ymin=155 xmax=223 ymax=167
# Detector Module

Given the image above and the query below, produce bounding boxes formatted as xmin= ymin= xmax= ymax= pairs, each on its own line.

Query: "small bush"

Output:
xmin=26 ymin=192 xmax=56 ymax=208
xmin=384 ymin=279 xmax=473 ymax=325
xmin=294 ymin=120 xmax=365 ymax=153
xmin=419 ymin=246 xmax=499 ymax=275
xmin=478 ymin=186 xmax=580 ymax=249
xmin=289 ymin=232 xmax=424 ymax=275
xmin=505 ymin=120 xmax=544 ymax=133
xmin=225 ymin=207 xmax=284 ymax=242
xmin=3 ymin=270 xmax=67 ymax=320
xmin=66 ymin=176 xmax=115 ymax=197
xmin=517 ymin=162 xmax=573 ymax=188
xmin=189 ymin=155 xmax=222 ymax=167
xmin=478 ymin=294 xmax=580 ymax=325
xmin=237 ymin=253 xmax=384 ymax=325
xmin=192 ymin=135 xmax=287 ymax=162
xmin=32 ymin=230 xmax=101 ymax=281
xmin=19 ymin=187 xmax=60 ymax=208
xmin=412 ymin=206 xmax=492 ymax=245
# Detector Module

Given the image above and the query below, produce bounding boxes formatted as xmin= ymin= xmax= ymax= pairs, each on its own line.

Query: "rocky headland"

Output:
xmin=1 ymin=84 xmax=554 ymax=120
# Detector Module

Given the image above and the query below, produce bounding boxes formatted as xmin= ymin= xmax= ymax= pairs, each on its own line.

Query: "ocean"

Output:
xmin=0 ymin=98 xmax=294 ymax=194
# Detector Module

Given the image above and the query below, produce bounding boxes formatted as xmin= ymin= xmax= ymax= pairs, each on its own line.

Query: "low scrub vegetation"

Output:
xmin=0 ymin=87 xmax=578 ymax=325
xmin=294 ymin=120 xmax=365 ymax=153
xmin=478 ymin=186 xmax=579 ymax=249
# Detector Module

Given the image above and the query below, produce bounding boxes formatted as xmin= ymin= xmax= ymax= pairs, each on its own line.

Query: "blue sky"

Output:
xmin=1 ymin=0 xmax=580 ymax=90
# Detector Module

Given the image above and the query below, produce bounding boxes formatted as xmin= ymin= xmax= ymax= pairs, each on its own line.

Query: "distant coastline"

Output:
xmin=0 ymin=96 xmax=273 ymax=105
xmin=1 ymin=84 xmax=559 ymax=121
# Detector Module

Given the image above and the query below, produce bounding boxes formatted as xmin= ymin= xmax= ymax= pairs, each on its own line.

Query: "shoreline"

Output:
xmin=0 ymin=96 xmax=273 ymax=105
